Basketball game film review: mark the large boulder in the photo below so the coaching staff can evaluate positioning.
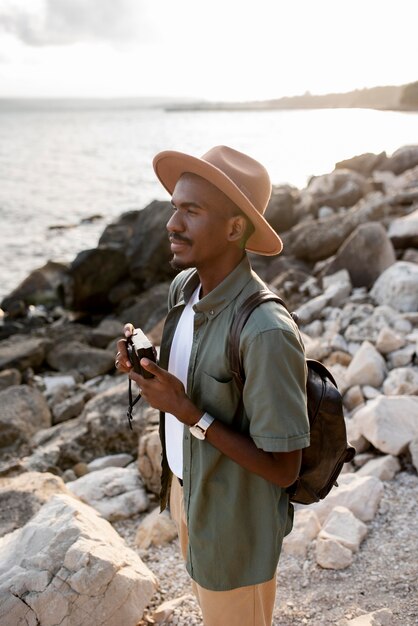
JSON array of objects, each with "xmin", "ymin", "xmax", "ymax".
[
  {"xmin": 370, "ymin": 261, "xmax": 418, "ymax": 313},
  {"xmin": 335, "ymin": 151, "xmax": 387, "ymax": 177},
  {"xmin": 352, "ymin": 395, "xmax": 418, "ymax": 455},
  {"xmin": 0, "ymin": 471, "xmax": 70, "ymax": 537},
  {"xmin": 98, "ymin": 210, "xmax": 141, "ymax": 249},
  {"xmin": 126, "ymin": 201, "xmax": 177, "ymax": 288},
  {"xmin": 318, "ymin": 506, "xmax": 367, "ymax": 552},
  {"xmin": 0, "ymin": 494, "xmax": 158, "ymax": 626},
  {"xmin": 0, "ymin": 335, "xmax": 50, "ymax": 372},
  {"xmin": 69, "ymin": 248, "xmax": 128, "ymax": 311},
  {"xmin": 324, "ymin": 223, "xmax": 396, "ymax": 288},
  {"xmin": 307, "ymin": 169, "xmax": 371, "ymax": 210},
  {"xmin": 46, "ymin": 341, "xmax": 115, "ymax": 380},
  {"xmin": 116, "ymin": 282, "xmax": 170, "ymax": 334},
  {"xmin": 67, "ymin": 467, "xmax": 149, "ymax": 521},
  {"xmin": 388, "ymin": 207, "xmax": 418, "ymax": 249},
  {"xmin": 0, "ymin": 385, "xmax": 51, "ymax": 452},
  {"xmin": 0, "ymin": 261, "xmax": 71, "ymax": 314},
  {"xmin": 264, "ymin": 185, "xmax": 298, "ymax": 233},
  {"xmin": 281, "ymin": 194, "xmax": 389, "ymax": 262},
  {"xmin": 377, "ymin": 145, "xmax": 418, "ymax": 175}
]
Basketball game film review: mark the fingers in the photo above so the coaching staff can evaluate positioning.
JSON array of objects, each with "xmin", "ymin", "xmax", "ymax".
[
  {"xmin": 115, "ymin": 338, "xmax": 132, "ymax": 372},
  {"xmin": 124, "ymin": 323, "xmax": 135, "ymax": 337},
  {"xmin": 140, "ymin": 358, "xmax": 162, "ymax": 377}
]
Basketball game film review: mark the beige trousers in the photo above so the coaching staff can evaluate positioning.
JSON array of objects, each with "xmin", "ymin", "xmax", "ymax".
[{"xmin": 169, "ymin": 477, "xmax": 277, "ymax": 626}]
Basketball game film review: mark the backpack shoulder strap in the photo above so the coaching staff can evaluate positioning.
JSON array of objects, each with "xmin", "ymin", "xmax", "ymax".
[{"xmin": 229, "ymin": 289, "xmax": 288, "ymax": 392}]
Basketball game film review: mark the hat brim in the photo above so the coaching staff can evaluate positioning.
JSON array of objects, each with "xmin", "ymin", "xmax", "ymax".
[{"xmin": 153, "ymin": 150, "xmax": 283, "ymax": 256}]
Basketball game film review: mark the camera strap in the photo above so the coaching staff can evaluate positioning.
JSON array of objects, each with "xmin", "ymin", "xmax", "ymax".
[{"xmin": 127, "ymin": 378, "xmax": 141, "ymax": 430}]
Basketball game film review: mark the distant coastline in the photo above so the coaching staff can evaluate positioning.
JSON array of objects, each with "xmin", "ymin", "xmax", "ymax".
[{"xmin": 165, "ymin": 81, "xmax": 418, "ymax": 113}]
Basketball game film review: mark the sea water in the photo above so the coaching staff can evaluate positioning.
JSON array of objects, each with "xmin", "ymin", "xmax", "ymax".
[{"xmin": 0, "ymin": 103, "xmax": 417, "ymax": 301}]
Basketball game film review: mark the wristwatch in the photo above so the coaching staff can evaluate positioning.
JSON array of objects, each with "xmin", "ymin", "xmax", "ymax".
[{"xmin": 189, "ymin": 413, "xmax": 215, "ymax": 440}]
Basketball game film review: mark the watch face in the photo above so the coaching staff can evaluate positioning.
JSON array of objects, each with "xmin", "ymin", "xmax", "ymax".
[{"xmin": 190, "ymin": 425, "xmax": 205, "ymax": 440}]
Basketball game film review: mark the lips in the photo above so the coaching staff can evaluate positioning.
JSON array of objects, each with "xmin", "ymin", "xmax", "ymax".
[{"xmin": 169, "ymin": 235, "xmax": 191, "ymax": 251}]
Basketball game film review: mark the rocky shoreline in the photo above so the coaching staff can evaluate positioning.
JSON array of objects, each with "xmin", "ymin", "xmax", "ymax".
[{"xmin": 0, "ymin": 145, "xmax": 418, "ymax": 625}]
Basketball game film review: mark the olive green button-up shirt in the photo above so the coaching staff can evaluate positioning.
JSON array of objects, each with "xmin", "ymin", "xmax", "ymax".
[{"xmin": 159, "ymin": 256, "xmax": 310, "ymax": 591}]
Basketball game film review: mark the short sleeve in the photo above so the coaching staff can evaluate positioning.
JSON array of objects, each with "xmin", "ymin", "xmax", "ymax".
[{"xmin": 242, "ymin": 327, "xmax": 310, "ymax": 452}]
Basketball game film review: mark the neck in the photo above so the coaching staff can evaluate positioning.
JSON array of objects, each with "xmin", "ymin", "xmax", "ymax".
[{"xmin": 197, "ymin": 251, "xmax": 246, "ymax": 297}]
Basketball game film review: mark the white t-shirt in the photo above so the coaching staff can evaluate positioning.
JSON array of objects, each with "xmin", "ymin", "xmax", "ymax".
[{"xmin": 165, "ymin": 285, "xmax": 200, "ymax": 479}]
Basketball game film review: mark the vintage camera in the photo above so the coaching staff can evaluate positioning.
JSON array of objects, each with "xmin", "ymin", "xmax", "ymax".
[{"xmin": 126, "ymin": 326, "xmax": 156, "ymax": 378}]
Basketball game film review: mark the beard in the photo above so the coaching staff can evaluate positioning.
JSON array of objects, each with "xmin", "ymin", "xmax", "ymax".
[{"xmin": 169, "ymin": 257, "xmax": 194, "ymax": 271}]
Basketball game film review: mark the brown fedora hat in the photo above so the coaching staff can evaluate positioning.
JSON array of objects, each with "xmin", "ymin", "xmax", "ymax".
[{"xmin": 152, "ymin": 145, "xmax": 283, "ymax": 256}]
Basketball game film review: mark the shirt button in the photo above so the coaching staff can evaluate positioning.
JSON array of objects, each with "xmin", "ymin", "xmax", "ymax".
[{"xmin": 210, "ymin": 309, "xmax": 215, "ymax": 315}]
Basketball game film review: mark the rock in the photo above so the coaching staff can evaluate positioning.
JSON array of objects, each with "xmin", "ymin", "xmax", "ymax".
[
  {"xmin": 0, "ymin": 368, "xmax": 21, "ymax": 390},
  {"xmin": 324, "ymin": 223, "xmax": 396, "ymax": 288},
  {"xmin": 388, "ymin": 207, "xmax": 418, "ymax": 249},
  {"xmin": 344, "ymin": 608, "xmax": 393, "ymax": 625},
  {"xmin": 0, "ymin": 385, "xmax": 51, "ymax": 452},
  {"xmin": 282, "ymin": 509, "xmax": 321, "ymax": 557},
  {"xmin": 370, "ymin": 261, "xmax": 418, "ymax": 313},
  {"xmin": 87, "ymin": 453, "xmax": 134, "ymax": 472},
  {"xmin": 116, "ymin": 282, "xmax": 170, "ymax": 334},
  {"xmin": 345, "ymin": 416, "xmax": 369, "ymax": 453},
  {"xmin": 46, "ymin": 341, "xmax": 115, "ymax": 380},
  {"xmin": 352, "ymin": 452, "xmax": 376, "ymax": 468},
  {"xmin": 98, "ymin": 209, "xmax": 141, "ymax": 248},
  {"xmin": 316, "ymin": 536, "xmax": 353, "ymax": 569},
  {"xmin": 138, "ymin": 424, "xmax": 162, "ymax": 495},
  {"xmin": 343, "ymin": 385, "xmax": 364, "ymax": 411},
  {"xmin": 353, "ymin": 395, "xmax": 418, "ymax": 455},
  {"xmin": 310, "ymin": 474, "xmax": 383, "ymax": 524},
  {"xmin": 281, "ymin": 193, "xmax": 390, "ymax": 262},
  {"xmin": 295, "ymin": 294, "xmax": 330, "ymax": 325},
  {"xmin": 356, "ymin": 455, "xmax": 401, "ymax": 480},
  {"xmin": 151, "ymin": 595, "xmax": 195, "ymax": 625},
  {"xmin": 0, "ymin": 335, "xmax": 49, "ymax": 372},
  {"xmin": 378, "ymin": 144, "xmax": 418, "ymax": 175},
  {"xmin": 382, "ymin": 367, "xmax": 418, "ymax": 395},
  {"xmin": 264, "ymin": 185, "xmax": 298, "ymax": 233},
  {"xmin": 375, "ymin": 326, "xmax": 406, "ymax": 354},
  {"xmin": 52, "ymin": 390, "xmax": 89, "ymax": 424},
  {"xmin": 322, "ymin": 269, "xmax": 352, "ymax": 306},
  {"xmin": 135, "ymin": 507, "xmax": 177, "ymax": 549},
  {"xmin": 126, "ymin": 201, "xmax": 177, "ymax": 288},
  {"xmin": 0, "ymin": 494, "xmax": 157, "ymax": 625},
  {"xmin": 409, "ymin": 437, "xmax": 418, "ymax": 472},
  {"xmin": 345, "ymin": 341, "xmax": 387, "ymax": 388},
  {"xmin": 335, "ymin": 151, "xmax": 387, "ymax": 176},
  {"xmin": 0, "ymin": 260, "xmax": 71, "ymax": 313},
  {"xmin": 343, "ymin": 304, "xmax": 402, "ymax": 344},
  {"xmin": 362, "ymin": 385, "xmax": 381, "ymax": 400},
  {"xmin": 69, "ymin": 247, "xmax": 128, "ymax": 312},
  {"xmin": 42, "ymin": 374, "xmax": 77, "ymax": 396},
  {"xmin": 319, "ymin": 505, "xmax": 368, "ymax": 551},
  {"xmin": 0, "ymin": 471, "xmax": 69, "ymax": 537},
  {"xmin": 90, "ymin": 318, "xmax": 124, "ymax": 348},
  {"xmin": 307, "ymin": 168, "xmax": 370, "ymax": 210},
  {"xmin": 67, "ymin": 467, "xmax": 149, "ymax": 520},
  {"xmin": 387, "ymin": 345, "xmax": 416, "ymax": 369},
  {"xmin": 403, "ymin": 247, "xmax": 418, "ymax": 263}
]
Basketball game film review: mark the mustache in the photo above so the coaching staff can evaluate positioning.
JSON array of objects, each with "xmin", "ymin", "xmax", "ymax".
[{"xmin": 168, "ymin": 234, "xmax": 192, "ymax": 245}]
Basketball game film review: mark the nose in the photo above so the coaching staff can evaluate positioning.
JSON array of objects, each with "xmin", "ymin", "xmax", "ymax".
[{"xmin": 166, "ymin": 208, "xmax": 184, "ymax": 233}]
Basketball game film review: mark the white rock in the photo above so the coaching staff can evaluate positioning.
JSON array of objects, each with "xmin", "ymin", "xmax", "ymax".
[
  {"xmin": 352, "ymin": 452, "xmax": 376, "ymax": 468},
  {"xmin": 330, "ymin": 333, "xmax": 349, "ymax": 353},
  {"xmin": 67, "ymin": 467, "xmax": 149, "ymax": 520},
  {"xmin": 353, "ymin": 395, "xmax": 418, "ymax": 455},
  {"xmin": 375, "ymin": 326, "xmax": 406, "ymax": 354},
  {"xmin": 302, "ymin": 319, "xmax": 324, "ymax": 338},
  {"xmin": 356, "ymin": 454, "xmax": 400, "ymax": 480},
  {"xmin": 409, "ymin": 437, "xmax": 418, "ymax": 472},
  {"xmin": 345, "ymin": 341, "xmax": 387, "ymax": 388},
  {"xmin": 345, "ymin": 608, "xmax": 393, "ymax": 625},
  {"xmin": 42, "ymin": 374, "xmax": 77, "ymax": 396},
  {"xmin": 322, "ymin": 269, "xmax": 351, "ymax": 291},
  {"xmin": 87, "ymin": 453, "xmax": 134, "ymax": 472},
  {"xmin": 362, "ymin": 385, "xmax": 381, "ymax": 400},
  {"xmin": 316, "ymin": 536, "xmax": 353, "ymax": 569},
  {"xmin": 0, "ymin": 494, "xmax": 157, "ymax": 626},
  {"xmin": 295, "ymin": 294, "xmax": 331, "ymax": 325},
  {"xmin": 370, "ymin": 261, "xmax": 418, "ymax": 313},
  {"xmin": 319, "ymin": 506, "xmax": 368, "ymax": 551},
  {"xmin": 388, "ymin": 206, "xmax": 418, "ymax": 246},
  {"xmin": 345, "ymin": 417, "xmax": 369, "ymax": 453},
  {"xmin": 310, "ymin": 474, "xmax": 383, "ymax": 524},
  {"xmin": 138, "ymin": 426, "xmax": 163, "ymax": 495},
  {"xmin": 387, "ymin": 345, "xmax": 416, "ymax": 369},
  {"xmin": 282, "ymin": 509, "xmax": 321, "ymax": 557},
  {"xmin": 382, "ymin": 367, "xmax": 418, "ymax": 395},
  {"xmin": 135, "ymin": 507, "xmax": 177, "ymax": 549}
]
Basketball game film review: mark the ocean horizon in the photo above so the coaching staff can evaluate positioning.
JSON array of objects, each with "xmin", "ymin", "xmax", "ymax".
[{"xmin": 0, "ymin": 103, "xmax": 417, "ymax": 302}]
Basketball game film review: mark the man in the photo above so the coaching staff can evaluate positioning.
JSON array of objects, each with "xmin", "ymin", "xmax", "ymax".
[{"xmin": 116, "ymin": 146, "xmax": 310, "ymax": 626}]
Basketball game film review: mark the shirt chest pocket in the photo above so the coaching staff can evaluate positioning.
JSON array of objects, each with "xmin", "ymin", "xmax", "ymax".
[{"xmin": 199, "ymin": 371, "xmax": 241, "ymax": 425}]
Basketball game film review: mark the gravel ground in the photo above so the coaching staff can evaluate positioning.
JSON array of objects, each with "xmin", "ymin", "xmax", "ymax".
[{"xmin": 112, "ymin": 469, "xmax": 418, "ymax": 625}]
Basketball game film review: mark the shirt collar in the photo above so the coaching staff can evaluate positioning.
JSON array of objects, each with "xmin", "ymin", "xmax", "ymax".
[{"xmin": 181, "ymin": 255, "xmax": 254, "ymax": 320}]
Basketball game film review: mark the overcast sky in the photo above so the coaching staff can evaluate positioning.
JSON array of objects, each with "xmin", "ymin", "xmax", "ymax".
[{"xmin": 0, "ymin": 0, "xmax": 417, "ymax": 100}]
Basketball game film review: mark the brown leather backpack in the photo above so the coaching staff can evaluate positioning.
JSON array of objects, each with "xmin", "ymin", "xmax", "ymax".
[{"xmin": 228, "ymin": 289, "xmax": 356, "ymax": 505}]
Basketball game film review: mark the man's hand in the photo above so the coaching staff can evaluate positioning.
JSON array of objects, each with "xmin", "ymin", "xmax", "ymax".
[
  {"xmin": 129, "ymin": 359, "xmax": 202, "ymax": 426},
  {"xmin": 115, "ymin": 323, "xmax": 135, "ymax": 373}
]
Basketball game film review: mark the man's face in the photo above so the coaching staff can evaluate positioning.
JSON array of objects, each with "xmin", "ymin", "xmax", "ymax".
[{"xmin": 167, "ymin": 173, "xmax": 239, "ymax": 272}]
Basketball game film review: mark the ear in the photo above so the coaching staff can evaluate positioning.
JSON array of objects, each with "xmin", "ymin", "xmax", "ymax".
[{"xmin": 227, "ymin": 215, "xmax": 246, "ymax": 243}]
